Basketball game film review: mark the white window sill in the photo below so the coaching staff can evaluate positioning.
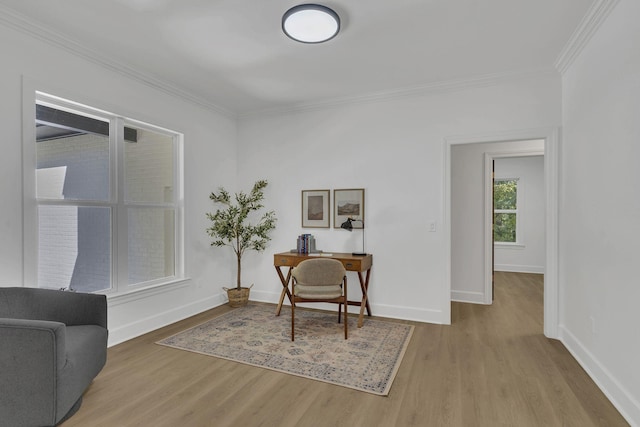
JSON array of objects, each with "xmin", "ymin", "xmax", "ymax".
[
  {"xmin": 106, "ymin": 277, "xmax": 192, "ymax": 307},
  {"xmin": 494, "ymin": 243, "xmax": 525, "ymax": 249}
]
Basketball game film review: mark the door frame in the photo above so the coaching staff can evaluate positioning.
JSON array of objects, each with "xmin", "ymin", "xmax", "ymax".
[
  {"xmin": 444, "ymin": 127, "xmax": 560, "ymax": 339},
  {"xmin": 483, "ymin": 150, "xmax": 544, "ymax": 304}
]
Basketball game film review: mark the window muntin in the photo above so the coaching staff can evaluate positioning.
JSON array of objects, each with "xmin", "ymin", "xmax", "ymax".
[
  {"xmin": 493, "ymin": 178, "xmax": 519, "ymax": 243},
  {"xmin": 33, "ymin": 92, "xmax": 183, "ymax": 294}
]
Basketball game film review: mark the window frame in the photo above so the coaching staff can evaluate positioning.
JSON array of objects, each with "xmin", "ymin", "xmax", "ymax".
[
  {"xmin": 493, "ymin": 177, "xmax": 522, "ymax": 246},
  {"xmin": 23, "ymin": 88, "xmax": 185, "ymax": 296}
]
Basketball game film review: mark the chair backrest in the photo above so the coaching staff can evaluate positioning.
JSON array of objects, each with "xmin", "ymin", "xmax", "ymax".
[{"xmin": 292, "ymin": 258, "xmax": 345, "ymax": 286}]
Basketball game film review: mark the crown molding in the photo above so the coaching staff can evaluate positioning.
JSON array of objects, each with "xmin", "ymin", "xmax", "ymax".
[
  {"xmin": 0, "ymin": 4, "xmax": 236, "ymax": 119},
  {"xmin": 239, "ymin": 67, "xmax": 559, "ymax": 119},
  {"xmin": 555, "ymin": 0, "xmax": 621, "ymax": 75},
  {"xmin": 1, "ymin": 2, "xmax": 594, "ymax": 121}
]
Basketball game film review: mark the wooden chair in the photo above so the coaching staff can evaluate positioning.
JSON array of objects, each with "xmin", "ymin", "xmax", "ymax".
[{"xmin": 290, "ymin": 258, "xmax": 347, "ymax": 341}]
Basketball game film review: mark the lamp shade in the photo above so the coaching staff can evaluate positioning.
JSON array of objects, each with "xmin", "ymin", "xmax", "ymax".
[
  {"xmin": 340, "ymin": 218, "xmax": 354, "ymax": 231},
  {"xmin": 339, "ymin": 217, "xmax": 366, "ymax": 256},
  {"xmin": 282, "ymin": 4, "xmax": 340, "ymax": 44}
]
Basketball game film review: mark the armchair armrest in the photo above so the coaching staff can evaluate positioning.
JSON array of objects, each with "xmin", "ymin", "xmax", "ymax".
[
  {"xmin": 0, "ymin": 317, "xmax": 67, "ymax": 370},
  {"xmin": 0, "ymin": 318, "xmax": 67, "ymax": 426}
]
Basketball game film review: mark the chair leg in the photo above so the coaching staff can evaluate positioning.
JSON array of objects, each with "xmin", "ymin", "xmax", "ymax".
[
  {"xmin": 344, "ymin": 278, "xmax": 348, "ymax": 339},
  {"xmin": 344, "ymin": 300, "xmax": 348, "ymax": 339},
  {"xmin": 291, "ymin": 300, "xmax": 295, "ymax": 341},
  {"xmin": 338, "ymin": 303, "xmax": 342, "ymax": 324}
]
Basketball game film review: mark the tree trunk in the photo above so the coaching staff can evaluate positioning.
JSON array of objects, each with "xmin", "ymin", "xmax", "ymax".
[{"xmin": 236, "ymin": 255, "xmax": 242, "ymax": 290}]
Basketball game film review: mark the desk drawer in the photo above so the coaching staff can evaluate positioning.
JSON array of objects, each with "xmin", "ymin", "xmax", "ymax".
[
  {"xmin": 274, "ymin": 253, "xmax": 371, "ymax": 272},
  {"xmin": 274, "ymin": 255, "xmax": 303, "ymax": 267},
  {"xmin": 341, "ymin": 260, "xmax": 362, "ymax": 271}
]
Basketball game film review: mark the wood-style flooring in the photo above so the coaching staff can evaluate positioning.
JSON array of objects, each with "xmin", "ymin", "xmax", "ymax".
[{"xmin": 62, "ymin": 272, "xmax": 628, "ymax": 426}]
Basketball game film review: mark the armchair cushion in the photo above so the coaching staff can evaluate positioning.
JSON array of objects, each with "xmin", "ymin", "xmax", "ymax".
[
  {"xmin": 294, "ymin": 284, "xmax": 343, "ymax": 299},
  {"xmin": 291, "ymin": 258, "xmax": 346, "ymax": 287}
]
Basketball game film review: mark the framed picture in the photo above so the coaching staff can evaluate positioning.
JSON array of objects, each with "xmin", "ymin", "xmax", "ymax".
[
  {"xmin": 301, "ymin": 190, "xmax": 330, "ymax": 228},
  {"xmin": 334, "ymin": 188, "xmax": 365, "ymax": 229}
]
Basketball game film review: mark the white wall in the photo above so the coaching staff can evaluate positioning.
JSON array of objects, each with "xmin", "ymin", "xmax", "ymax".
[
  {"xmin": 451, "ymin": 140, "xmax": 544, "ymax": 304},
  {"xmin": 0, "ymin": 21, "xmax": 238, "ymax": 345},
  {"xmin": 237, "ymin": 73, "xmax": 561, "ymax": 325},
  {"xmin": 3, "ymin": 6, "xmax": 636, "ymax": 424},
  {"xmin": 560, "ymin": 0, "xmax": 640, "ymax": 423},
  {"xmin": 494, "ymin": 156, "xmax": 545, "ymax": 273}
]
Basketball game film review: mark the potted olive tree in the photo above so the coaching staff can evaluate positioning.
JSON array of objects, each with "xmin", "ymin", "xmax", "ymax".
[{"xmin": 206, "ymin": 180, "xmax": 277, "ymax": 307}]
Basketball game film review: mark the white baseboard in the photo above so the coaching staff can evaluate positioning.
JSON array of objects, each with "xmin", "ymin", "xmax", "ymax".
[
  {"xmin": 370, "ymin": 302, "xmax": 447, "ymax": 324},
  {"xmin": 494, "ymin": 264, "xmax": 545, "ymax": 274},
  {"xmin": 560, "ymin": 325, "xmax": 640, "ymax": 426},
  {"xmin": 451, "ymin": 290, "xmax": 486, "ymax": 304},
  {"xmin": 107, "ymin": 294, "xmax": 225, "ymax": 346},
  {"xmin": 251, "ymin": 289, "xmax": 448, "ymax": 324},
  {"xmin": 249, "ymin": 289, "xmax": 282, "ymax": 305}
]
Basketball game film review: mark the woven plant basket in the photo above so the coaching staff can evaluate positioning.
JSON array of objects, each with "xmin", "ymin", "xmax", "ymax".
[{"xmin": 223, "ymin": 284, "xmax": 252, "ymax": 307}]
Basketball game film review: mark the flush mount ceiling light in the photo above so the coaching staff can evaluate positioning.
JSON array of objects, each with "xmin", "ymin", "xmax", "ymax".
[{"xmin": 282, "ymin": 4, "xmax": 340, "ymax": 44}]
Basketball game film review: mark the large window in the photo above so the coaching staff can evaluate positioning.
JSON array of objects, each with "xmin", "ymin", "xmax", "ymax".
[
  {"xmin": 493, "ymin": 178, "xmax": 519, "ymax": 244},
  {"xmin": 31, "ymin": 92, "xmax": 183, "ymax": 294}
]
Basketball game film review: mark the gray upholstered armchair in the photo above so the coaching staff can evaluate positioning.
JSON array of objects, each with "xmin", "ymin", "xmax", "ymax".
[{"xmin": 0, "ymin": 287, "xmax": 108, "ymax": 427}]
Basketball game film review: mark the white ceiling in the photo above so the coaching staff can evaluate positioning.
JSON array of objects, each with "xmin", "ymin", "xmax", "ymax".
[{"xmin": 0, "ymin": 0, "xmax": 593, "ymax": 116}]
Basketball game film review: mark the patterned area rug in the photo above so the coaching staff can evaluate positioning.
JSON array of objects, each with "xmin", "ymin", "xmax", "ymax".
[{"xmin": 156, "ymin": 303, "xmax": 414, "ymax": 396}]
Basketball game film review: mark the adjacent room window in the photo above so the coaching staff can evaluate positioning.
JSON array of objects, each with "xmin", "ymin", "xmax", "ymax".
[
  {"xmin": 493, "ymin": 178, "xmax": 519, "ymax": 243},
  {"xmin": 32, "ymin": 92, "xmax": 183, "ymax": 294}
]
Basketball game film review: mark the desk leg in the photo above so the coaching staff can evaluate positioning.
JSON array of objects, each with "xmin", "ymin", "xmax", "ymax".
[
  {"xmin": 357, "ymin": 268, "xmax": 372, "ymax": 328},
  {"xmin": 275, "ymin": 266, "xmax": 292, "ymax": 316}
]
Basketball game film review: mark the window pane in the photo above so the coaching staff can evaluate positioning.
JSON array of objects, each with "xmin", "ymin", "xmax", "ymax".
[
  {"xmin": 128, "ymin": 208, "xmax": 175, "ymax": 285},
  {"xmin": 36, "ymin": 107, "xmax": 110, "ymax": 201},
  {"xmin": 494, "ymin": 213, "xmax": 516, "ymax": 243},
  {"xmin": 38, "ymin": 205, "xmax": 111, "ymax": 292},
  {"xmin": 125, "ymin": 128, "xmax": 174, "ymax": 204},
  {"xmin": 494, "ymin": 179, "xmax": 517, "ymax": 210}
]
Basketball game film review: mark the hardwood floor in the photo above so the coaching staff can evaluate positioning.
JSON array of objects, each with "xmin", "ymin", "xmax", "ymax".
[{"xmin": 62, "ymin": 272, "xmax": 628, "ymax": 426}]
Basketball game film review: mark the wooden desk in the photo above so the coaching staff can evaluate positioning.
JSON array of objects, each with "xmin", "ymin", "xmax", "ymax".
[{"xmin": 274, "ymin": 251, "xmax": 373, "ymax": 328}]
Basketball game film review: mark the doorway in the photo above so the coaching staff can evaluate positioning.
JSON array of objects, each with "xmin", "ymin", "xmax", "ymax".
[
  {"xmin": 445, "ymin": 128, "xmax": 559, "ymax": 339},
  {"xmin": 485, "ymin": 152, "xmax": 545, "ymax": 303}
]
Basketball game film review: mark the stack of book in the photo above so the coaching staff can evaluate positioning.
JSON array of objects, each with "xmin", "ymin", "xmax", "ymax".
[{"xmin": 296, "ymin": 234, "xmax": 317, "ymax": 254}]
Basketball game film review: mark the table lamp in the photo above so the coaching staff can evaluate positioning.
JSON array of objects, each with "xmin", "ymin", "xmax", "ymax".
[{"xmin": 340, "ymin": 217, "xmax": 366, "ymax": 256}]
